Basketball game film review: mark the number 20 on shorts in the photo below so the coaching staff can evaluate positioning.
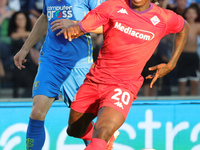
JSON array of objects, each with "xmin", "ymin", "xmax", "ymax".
[{"xmin": 111, "ymin": 88, "xmax": 131, "ymax": 105}]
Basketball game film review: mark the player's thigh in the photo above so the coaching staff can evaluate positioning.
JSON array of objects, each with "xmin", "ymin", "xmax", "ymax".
[
  {"xmin": 94, "ymin": 106, "xmax": 125, "ymax": 141},
  {"xmin": 31, "ymin": 95, "xmax": 55, "ymax": 120},
  {"xmin": 70, "ymin": 80, "xmax": 100, "ymax": 117},
  {"xmin": 100, "ymin": 85, "xmax": 136, "ymax": 119},
  {"xmin": 68, "ymin": 80, "xmax": 98, "ymax": 131},
  {"xmin": 93, "ymin": 86, "xmax": 135, "ymax": 140},
  {"xmin": 67, "ymin": 109, "xmax": 95, "ymax": 134}
]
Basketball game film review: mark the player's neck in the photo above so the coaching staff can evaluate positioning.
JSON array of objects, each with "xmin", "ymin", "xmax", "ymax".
[{"xmin": 131, "ymin": 1, "xmax": 151, "ymax": 12}]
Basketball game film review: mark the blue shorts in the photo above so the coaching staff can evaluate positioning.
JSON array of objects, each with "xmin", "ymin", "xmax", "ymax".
[
  {"xmin": 32, "ymin": 53, "xmax": 91, "ymax": 106},
  {"xmin": 60, "ymin": 67, "xmax": 90, "ymax": 107}
]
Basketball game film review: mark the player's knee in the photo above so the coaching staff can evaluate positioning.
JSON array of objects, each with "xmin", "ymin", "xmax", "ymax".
[
  {"xmin": 66, "ymin": 125, "xmax": 85, "ymax": 138},
  {"xmin": 30, "ymin": 109, "xmax": 46, "ymax": 120},
  {"xmin": 94, "ymin": 126, "xmax": 114, "ymax": 142},
  {"xmin": 66, "ymin": 127, "xmax": 75, "ymax": 137}
]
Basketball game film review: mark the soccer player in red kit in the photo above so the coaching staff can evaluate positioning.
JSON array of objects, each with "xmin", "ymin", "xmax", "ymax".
[{"xmin": 64, "ymin": 0, "xmax": 189, "ymax": 149}]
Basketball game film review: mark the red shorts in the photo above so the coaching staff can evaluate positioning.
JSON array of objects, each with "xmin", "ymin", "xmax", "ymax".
[{"xmin": 71, "ymin": 79, "xmax": 136, "ymax": 119}]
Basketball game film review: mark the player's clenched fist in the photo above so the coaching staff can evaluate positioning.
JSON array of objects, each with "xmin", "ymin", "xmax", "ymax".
[
  {"xmin": 64, "ymin": 24, "xmax": 84, "ymax": 41},
  {"xmin": 13, "ymin": 49, "xmax": 28, "ymax": 70}
]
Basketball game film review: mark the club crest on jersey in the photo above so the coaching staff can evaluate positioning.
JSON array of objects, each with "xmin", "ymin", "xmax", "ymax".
[
  {"xmin": 114, "ymin": 22, "xmax": 155, "ymax": 41},
  {"xmin": 150, "ymin": 15, "xmax": 160, "ymax": 26},
  {"xmin": 33, "ymin": 81, "xmax": 40, "ymax": 90},
  {"xmin": 117, "ymin": 8, "xmax": 128, "ymax": 14}
]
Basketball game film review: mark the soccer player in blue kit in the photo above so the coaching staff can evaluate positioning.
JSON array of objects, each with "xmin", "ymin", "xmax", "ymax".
[{"xmin": 12, "ymin": 0, "xmax": 120, "ymax": 149}]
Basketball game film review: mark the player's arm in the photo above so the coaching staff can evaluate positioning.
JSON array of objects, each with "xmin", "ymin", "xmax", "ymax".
[
  {"xmin": 63, "ymin": 1, "xmax": 112, "ymax": 41},
  {"xmin": 169, "ymin": 21, "xmax": 189, "ymax": 65},
  {"xmin": 63, "ymin": 22, "xmax": 104, "ymax": 41},
  {"xmin": 51, "ymin": 19, "xmax": 103, "ymax": 36},
  {"xmin": 13, "ymin": 13, "xmax": 48, "ymax": 70},
  {"xmin": 146, "ymin": 20, "xmax": 189, "ymax": 88},
  {"xmin": 51, "ymin": 0, "xmax": 105, "ymax": 36}
]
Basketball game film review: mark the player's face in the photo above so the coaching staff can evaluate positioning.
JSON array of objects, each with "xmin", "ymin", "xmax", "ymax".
[
  {"xmin": 130, "ymin": 0, "xmax": 150, "ymax": 9},
  {"xmin": 185, "ymin": 8, "xmax": 198, "ymax": 22}
]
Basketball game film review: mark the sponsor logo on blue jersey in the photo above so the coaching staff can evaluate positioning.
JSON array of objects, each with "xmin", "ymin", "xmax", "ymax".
[{"xmin": 47, "ymin": 6, "xmax": 72, "ymax": 21}]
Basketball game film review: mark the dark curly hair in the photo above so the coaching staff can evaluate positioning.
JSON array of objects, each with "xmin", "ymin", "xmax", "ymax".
[{"xmin": 8, "ymin": 11, "xmax": 31, "ymax": 36}]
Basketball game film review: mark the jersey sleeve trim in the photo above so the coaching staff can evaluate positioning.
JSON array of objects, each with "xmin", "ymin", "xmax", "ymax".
[{"xmin": 78, "ymin": 22, "xmax": 88, "ymax": 33}]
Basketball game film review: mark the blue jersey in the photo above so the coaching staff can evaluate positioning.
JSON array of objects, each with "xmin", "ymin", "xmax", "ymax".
[{"xmin": 42, "ymin": 0, "xmax": 104, "ymax": 68}]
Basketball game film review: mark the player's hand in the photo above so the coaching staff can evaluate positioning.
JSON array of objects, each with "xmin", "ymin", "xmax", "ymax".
[
  {"xmin": 146, "ymin": 63, "xmax": 174, "ymax": 88},
  {"xmin": 64, "ymin": 24, "xmax": 83, "ymax": 41},
  {"xmin": 51, "ymin": 19, "xmax": 76, "ymax": 36},
  {"xmin": 13, "ymin": 49, "xmax": 28, "ymax": 70}
]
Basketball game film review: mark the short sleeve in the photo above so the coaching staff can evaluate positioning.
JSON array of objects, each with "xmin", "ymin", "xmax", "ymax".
[
  {"xmin": 88, "ymin": 0, "xmax": 105, "ymax": 10},
  {"xmin": 79, "ymin": 1, "xmax": 112, "ymax": 33},
  {"xmin": 43, "ymin": 0, "xmax": 47, "ymax": 15},
  {"xmin": 165, "ymin": 10, "xmax": 185, "ymax": 35}
]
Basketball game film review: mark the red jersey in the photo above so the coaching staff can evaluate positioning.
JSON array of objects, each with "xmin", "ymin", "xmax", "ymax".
[{"xmin": 79, "ymin": 0, "xmax": 185, "ymax": 95}]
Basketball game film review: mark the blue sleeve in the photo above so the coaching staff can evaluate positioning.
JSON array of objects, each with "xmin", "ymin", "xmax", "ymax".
[
  {"xmin": 43, "ymin": 0, "xmax": 47, "ymax": 15},
  {"xmin": 28, "ymin": 0, "xmax": 34, "ymax": 10},
  {"xmin": 88, "ymin": 0, "xmax": 105, "ymax": 10}
]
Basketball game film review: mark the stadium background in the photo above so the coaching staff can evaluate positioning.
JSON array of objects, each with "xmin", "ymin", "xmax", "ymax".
[{"xmin": 1, "ymin": 0, "xmax": 200, "ymax": 150}]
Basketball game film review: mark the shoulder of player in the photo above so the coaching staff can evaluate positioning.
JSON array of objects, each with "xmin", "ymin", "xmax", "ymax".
[
  {"xmin": 150, "ymin": 4, "xmax": 170, "ymax": 20},
  {"xmin": 150, "ymin": 3, "xmax": 167, "ymax": 15},
  {"xmin": 152, "ymin": 4, "xmax": 169, "ymax": 14},
  {"xmin": 160, "ymin": 7, "xmax": 179, "ymax": 17},
  {"xmin": 154, "ymin": 6, "xmax": 182, "ymax": 22}
]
